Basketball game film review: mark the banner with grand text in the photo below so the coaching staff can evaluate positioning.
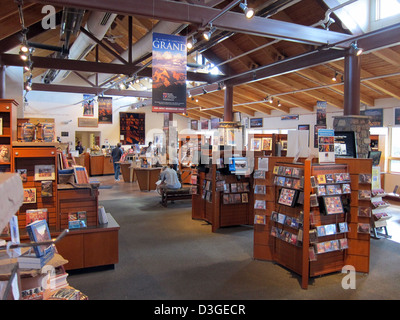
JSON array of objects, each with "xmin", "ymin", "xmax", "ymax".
[{"xmin": 152, "ymin": 32, "xmax": 187, "ymax": 113}]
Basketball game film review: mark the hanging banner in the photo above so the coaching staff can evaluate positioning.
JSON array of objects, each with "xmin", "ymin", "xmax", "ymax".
[
  {"xmin": 152, "ymin": 32, "xmax": 187, "ymax": 113},
  {"xmin": 98, "ymin": 96, "xmax": 113, "ymax": 124},
  {"xmin": 316, "ymin": 101, "xmax": 327, "ymax": 126}
]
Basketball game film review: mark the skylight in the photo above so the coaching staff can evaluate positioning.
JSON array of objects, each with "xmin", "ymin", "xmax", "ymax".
[{"xmin": 376, "ymin": 0, "xmax": 400, "ymax": 20}]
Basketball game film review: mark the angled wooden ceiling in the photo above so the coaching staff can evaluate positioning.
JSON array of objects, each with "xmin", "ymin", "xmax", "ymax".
[{"xmin": 1, "ymin": 0, "xmax": 400, "ymax": 121}]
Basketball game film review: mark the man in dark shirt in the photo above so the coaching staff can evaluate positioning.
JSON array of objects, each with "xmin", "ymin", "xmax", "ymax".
[
  {"xmin": 76, "ymin": 141, "xmax": 84, "ymax": 154},
  {"xmin": 111, "ymin": 143, "xmax": 123, "ymax": 181}
]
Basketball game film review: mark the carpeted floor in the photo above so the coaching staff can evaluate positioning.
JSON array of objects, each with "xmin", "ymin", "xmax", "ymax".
[{"xmin": 67, "ymin": 177, "xmax": 400, "ymax": 300}]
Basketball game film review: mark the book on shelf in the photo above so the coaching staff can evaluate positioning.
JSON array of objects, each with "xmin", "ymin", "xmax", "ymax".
[
  {"xmin": 254, "ymin": 214, "xmax": 266, "ymax": 225},
  {"xmin": 26, "ymin": 208, "xmax": 48, "ymax": 225},
  {"xmin": 26, "ymin": 219, "xmax": 54, "ymax": 258},
  {"xmin": 73, "ymin": 165, "xmax": 89, "ymax": 184},
  {"xmin": 17, "ymin": 249, "xmax": 54, "ymax": 269},
  {"xmin": 68, "ymin": 211, "xmax": 87, "ymax": 229}
]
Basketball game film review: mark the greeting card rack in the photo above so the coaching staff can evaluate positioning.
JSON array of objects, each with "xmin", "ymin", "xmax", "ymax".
[{"xmin": 253, "ymin": 156, "xmax": 372, "ymax": 289}]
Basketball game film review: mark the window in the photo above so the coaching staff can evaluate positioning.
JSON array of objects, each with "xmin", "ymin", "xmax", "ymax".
[
  {"xmin": 389, "ymin": 127, "xmax": 400, "ymax": 173},
  {"xmin": 376, "ymin": 0, "xmax": 400, "ymax": 20}
]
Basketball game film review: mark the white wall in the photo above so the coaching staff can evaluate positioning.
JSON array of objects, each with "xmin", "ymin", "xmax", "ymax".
[{"xmin": 23, "ymin": 90, "xmax": 189, "ymax": 149}]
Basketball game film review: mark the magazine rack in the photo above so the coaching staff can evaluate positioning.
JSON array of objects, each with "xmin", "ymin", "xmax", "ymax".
[{"xmin": 253, "ymin": 156, "xmax": 372, "ymax": 289}]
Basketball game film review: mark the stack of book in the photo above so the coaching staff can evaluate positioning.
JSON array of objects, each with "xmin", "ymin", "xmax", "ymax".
[{"xmin": 17, "ymin": 220, "xmax": 55, "ymax": 269}]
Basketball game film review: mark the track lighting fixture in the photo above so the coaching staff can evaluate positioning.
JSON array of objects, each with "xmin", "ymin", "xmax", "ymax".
[
  {"xmin": 187, "ymin": 35, "xmax": 197, "ymax": 50},
  {"xmin": 269, "ymin": 96, "xmax": 273, "ymax": 103},
  {"xmin": 202, "ymin": 88, "xmax": 208, "ymax": 95},
  {"xmin": 239, "ymin": 0, "xmax": 255, "ymax": 19},
  {"xmin": 203, "ymin": 24, "xmax": 216, "ymax": 41},
  {"xmin": 278, "ymin": 100, "xmax": 281, "ymax": 107},
  {"xmin": 25, "ymin": 74, "xmax": 32, "ymax": 91},
  {"xmin": 332, "ymin": 71, "xmax": 337, "ymax": 82},
  {"xmin": 24, "ymin": 60, "xmax": 33, "ymax": 72},
  {"xmin": 351, "ymin": 42, "xmax": 363, "ymax": 56}
]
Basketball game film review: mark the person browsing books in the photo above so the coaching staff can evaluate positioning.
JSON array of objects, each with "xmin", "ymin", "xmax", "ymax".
[{"xmin": 111, "ymin": 143, "xmax": 123, "ymax": 181}]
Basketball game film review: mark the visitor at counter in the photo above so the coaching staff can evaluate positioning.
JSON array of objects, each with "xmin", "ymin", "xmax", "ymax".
[
  {"xmin": 157, "ymin": 165, "xmax": 181, "ymax": 193},
  {"xmin": 76, "ymin": 141, "xmax": 84, "ymax": 154},
  {"xmin": 111, "ymin": 143, "xmax": 123, "ymax": 182}
]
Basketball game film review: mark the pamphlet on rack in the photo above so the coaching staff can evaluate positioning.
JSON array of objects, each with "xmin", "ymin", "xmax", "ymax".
[{"xmin": 318, "ymin": 129, "xmax": 335, "ymax": 163}]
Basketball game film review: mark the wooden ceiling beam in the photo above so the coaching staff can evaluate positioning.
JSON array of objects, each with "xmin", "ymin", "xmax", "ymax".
[
  {"xmin": 330, "ymin": 60, "xmax": 400, "ymax": 101},
  {"xmin": 296, "ymin": 68, "xmax": 374, "ymax": 106},
  {"xmin": 271, "ymin": 76, "xmax": 343, "ymax": 109},
  {"xmin": 30, "ymin": 0, "xmax": 352, "ymax": 46},
  {"xmin": 247, "ymin": 81, "xmax": 314, "ymax": 111}
]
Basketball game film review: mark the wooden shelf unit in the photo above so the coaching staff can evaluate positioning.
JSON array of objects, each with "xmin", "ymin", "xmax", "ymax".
[
  {"xmin": 253, "ymin": 156, "xmax": 372, "ymax": 289},
  {"xmin": 12, "ymin": 144, "xmax": 58, "ymax": 230},
  {"xmin": 0, "ymin": 99, "xmax": 18, "ymax": 173},
  {"xmin": 191, "ymin": 162, "xmax": 253, "ymax": 232}
]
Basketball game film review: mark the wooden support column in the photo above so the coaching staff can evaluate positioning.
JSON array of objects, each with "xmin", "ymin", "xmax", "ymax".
[
  {"xmin": 343, "ymin": 46, "xmax": 361, "ymax": 115},
  {"xmin": 224, "ymin": 85, "xmax": 234, "ymax": 122},
  {"xmin": 0, "ymin": 64, "xmax": 5, "ymax": 99}
]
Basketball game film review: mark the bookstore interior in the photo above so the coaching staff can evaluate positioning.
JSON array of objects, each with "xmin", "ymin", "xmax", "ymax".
[{"xmin": 1, "ymin": 0, "xmax": 400, "ymax": 301}]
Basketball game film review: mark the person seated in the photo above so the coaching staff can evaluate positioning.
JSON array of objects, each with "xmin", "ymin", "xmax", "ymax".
[{"xmin": 157, "ymin": 165, "xmax": 181, "ymax": 193}]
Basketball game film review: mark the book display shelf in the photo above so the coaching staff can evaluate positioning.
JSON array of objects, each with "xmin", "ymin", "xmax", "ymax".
[
  {"xmin": 13, "ymin": 143, "xmax": 59, "ymax": 230},
  {"xmin": 0, "ymin": 99, "xmax": 18, "ymax": 173},
  {"xmin": 191, "ymin": 160, "xmax": 253, "ymax": 232},
  {"xmin": 253, "ymin": 156, "xmax": 372, "ymax": 289}
]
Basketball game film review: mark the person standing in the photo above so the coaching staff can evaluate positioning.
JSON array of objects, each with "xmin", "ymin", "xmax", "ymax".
[
  {"xmin": 76, "ymin": 141, "xmax": 84, "ymax": 154},
  {"xmin": 112, "ymin": 143, "xmax": 123, "ymax": 181}
]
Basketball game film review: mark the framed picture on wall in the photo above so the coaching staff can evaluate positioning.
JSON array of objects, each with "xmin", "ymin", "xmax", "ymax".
[
  {"xmin": 251, "ymin": 138, "xmax": 261, "ymax": 151},
  {"xmin": 395, "ymin": 108, "xmax": 400, "ymax": 126},
  {"xmin": 250, "ymin": 118, "xmax": 263, "ymax": 128}
]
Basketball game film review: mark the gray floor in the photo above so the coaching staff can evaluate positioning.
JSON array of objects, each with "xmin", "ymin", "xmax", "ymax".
[{"xmin": 67, "ymin": 176, "xmax": 400, "ymax": 300}]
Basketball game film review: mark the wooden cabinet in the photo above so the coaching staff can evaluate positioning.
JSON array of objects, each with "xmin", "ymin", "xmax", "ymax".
[
  {"xmin": 0, "ymin": 99, "xmax": 18, "ymax": 173},
  {"xmin": 55, "ymin": 213, "xmax": 119, "ymax": 270},
  {"xmin": 13, "ymin": 143, "xmax": 58, "ymax": 230}
]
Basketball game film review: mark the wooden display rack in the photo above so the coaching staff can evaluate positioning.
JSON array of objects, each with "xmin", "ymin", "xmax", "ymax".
[
  {"xmin": 253, "ymin": 156, "xmax": 372, "ymax": 289},
  {"xmin": 192, "ymin": 159, "xmax": 253, "ymax": 233}
]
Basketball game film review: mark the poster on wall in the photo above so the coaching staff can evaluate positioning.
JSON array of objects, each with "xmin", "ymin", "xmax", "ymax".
[
  {"xmin": 318, "ymin": 129, "xmax": 335, "ymax": 163},
  {"xmin": 98, "ymin": 96, "xmax": 113, "ymax": 124},
  {"xmin": 83, "ymin": 94, "xmax": 95, "ymax": 116},
  {"xmin": 316, "ymin": 101, "xmax": 327, "ymax": 126},
  {"xmin": 361, "ymin": 108, "xmax": 383, "ymax": 127},
  {"xmin": 119, "ymin": 112, "xmax": 145, "ymax": 145},
  {"xmin": 152, "ymin": 32, "xmax": 187, "ymax": 113}
]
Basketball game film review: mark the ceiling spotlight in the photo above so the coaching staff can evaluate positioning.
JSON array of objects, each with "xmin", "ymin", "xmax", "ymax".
[
  {"xmin": 239, "ymin": 1, "xmax": 255, "ymax": 19},
  {"xmin": 269, "ymin": 96, "xmax": 273, "ymax": 103},
  {"xmin": 202, "ymin": 88, "xmax": 208, "ymax": 95},
  {"xmin": 187, "ymin": 36, "xmax": 197, "ymax": 50},
  {"xmin": 351, "ymin": 42, "xmax": 363, "ymax": 56},
  {"xmin": 19, "ymin": 50, "xmax": 28, "ymax": 61},
  {"xmin": 332, "ymin": 71, "xmax": 337, "ymax": 82},
  {"xmin": 25, "ymin": 75, "xmax": 32, "ymax": 91},
  {"xmin": 278, "ymin": 100, "xmax": 281, "ymax": 107},
  {"xmin": 20, "ymin": 43, "xmax": 29, "ymax": 53},
  {"xmin": 24, "ymin": 60, "xmax": 33, "ymax": 72},
  {"xmin": 203, "ymin": 24, "xmax": 216, "ymax": 41}
]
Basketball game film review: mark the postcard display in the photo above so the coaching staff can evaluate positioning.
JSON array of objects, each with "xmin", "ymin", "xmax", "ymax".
[
  {"xmin": 0, "ymin": 99, "xmax": 18, "ymax": 173},
  {"xmin": 191, "ymin": 162, "xmax": 253, "ymax": 232},
  {"xmin": 12, "ymin": 144, "xmax": 59, "ymax": 231},
  {"xmin": 253, "ymin": 156, "xmax": 372, "ymax": 289}
]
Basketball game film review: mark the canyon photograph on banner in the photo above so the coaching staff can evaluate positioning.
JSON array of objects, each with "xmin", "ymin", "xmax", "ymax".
[{"xmin": 152, "ymin": 32, "xmax": 187, "ymax": 113}]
